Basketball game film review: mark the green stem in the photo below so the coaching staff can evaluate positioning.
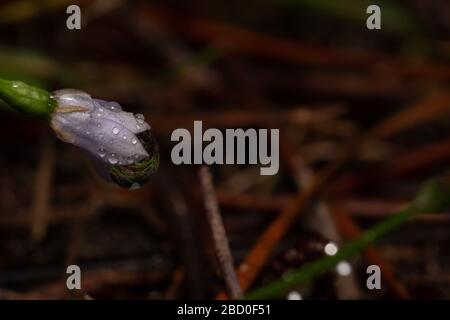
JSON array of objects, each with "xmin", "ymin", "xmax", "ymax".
[
  {"xmin": 244, "ymin": 178, "xmax": 450, "ymax": 299},
  {"xmin": 0, "ymin": 78, "xmax": 55, "ymax": 119}
]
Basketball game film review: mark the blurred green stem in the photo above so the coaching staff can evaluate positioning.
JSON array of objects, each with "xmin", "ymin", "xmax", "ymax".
[
  {"xmin": 244, "ymin": 178, "xmax": 450, "ymax": 299},
  {"xmin": 0, "ymin": 78, "xmax": 55, "ymax": 119}
]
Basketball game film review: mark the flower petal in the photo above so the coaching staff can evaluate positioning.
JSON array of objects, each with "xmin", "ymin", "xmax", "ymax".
[
  {"xmin": 51, "ymin": 90, "xmax": 151, "ymax": 166},
  {"xmin": 92, "ymin": 99, "xmax": 150, "ymax": 134}
]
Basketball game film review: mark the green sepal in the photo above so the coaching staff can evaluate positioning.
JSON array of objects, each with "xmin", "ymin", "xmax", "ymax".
[
  {"xmin": 0, "ymin": 78, "xmax": 56, "ymax": 119},
  {"xmin": 107, "ymin": 130, "xmax": 160, "ymax": 189}
]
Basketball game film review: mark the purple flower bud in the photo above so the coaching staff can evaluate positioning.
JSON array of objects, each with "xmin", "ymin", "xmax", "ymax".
[{"xmin": 50, "ymin": 89, "xmax": 159, "ymax": 189}]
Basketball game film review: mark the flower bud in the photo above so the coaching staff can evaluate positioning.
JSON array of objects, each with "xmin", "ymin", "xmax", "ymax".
[{"xmin": 50, "ymin": 89, "xmax": 159, "ymax": 189}]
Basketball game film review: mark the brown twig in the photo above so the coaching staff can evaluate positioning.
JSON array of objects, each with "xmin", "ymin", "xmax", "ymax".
[
  {"xmin": 199, "ymin": 166, "xmax": 242, "ymax": 299},
  {"xmin": 338, "ymin": 198, "xmax": 409, "ymax": 218},
  {"xmin": 161, "ymin": 175, "xmax": 206, "ymax": 299},
  {"xmin": 148, "ymin": 106, "xmax": 344, "ymax": 134},
  {"xmin": 338, "ymin": 198, "xmax": 450, "ymax": 223},
  {"xmin": 10, "ymin": 259, "xmax": 171, "ymax": 300},
  {"xmin": 328, "ymin": 136, "xmax": 450, "ymax": 196},
  {"xmin": 164, "ymin": 267, "xmax": 185, "ymax": 300},
  {"xmin": 30, "ymin": 134, "xmax": 54, "ymax": 242},
  {"xmin": 216, "ymin": 190, "xmax": 290, "ymax": 213}
]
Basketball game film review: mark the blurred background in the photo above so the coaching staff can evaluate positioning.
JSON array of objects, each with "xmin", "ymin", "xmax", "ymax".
[{"xmin": 0, "ymin": 0, "xmax": 450, "ymax": 299}]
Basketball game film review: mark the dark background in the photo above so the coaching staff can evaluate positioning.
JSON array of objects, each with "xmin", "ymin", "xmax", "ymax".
[{"xmin": 0, "ymin": 0, "xmax": 450, "ymax": 299}]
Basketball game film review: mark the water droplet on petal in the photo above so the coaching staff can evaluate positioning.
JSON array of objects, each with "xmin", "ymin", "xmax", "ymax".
[
  {"xmin": 135, "ymin": 113, "xmax": 145, "ymax": 124},
  {"xmin": 123, "ymin": 135, "xmax": 127, "ymax": 140},
  {"xmin": 112, "ymin": 127, "xmax": 120, "ymax": 135},
  {"xmin": 108, "ymin": 154, "xmax": 118, "ymax": 164},
  {"xmin": 98, "ymin": 148, "xmax": 106, "ymax": 158},
  {"xmin": 105, "ymin": 101, "xmax": 122, "ymax": 112},
  {"xmin": 97, "ymin": 123, "xmax": 101, "ymax": 128},
  {"xmin": 131, "ymin": 138, "xmax": 138, "ymax": 145}
]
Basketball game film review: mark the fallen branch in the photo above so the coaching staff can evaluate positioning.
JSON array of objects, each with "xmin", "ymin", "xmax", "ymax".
[{"xmin": 199, "ymin": 166, "xmax": 242, "ymax": 299}]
